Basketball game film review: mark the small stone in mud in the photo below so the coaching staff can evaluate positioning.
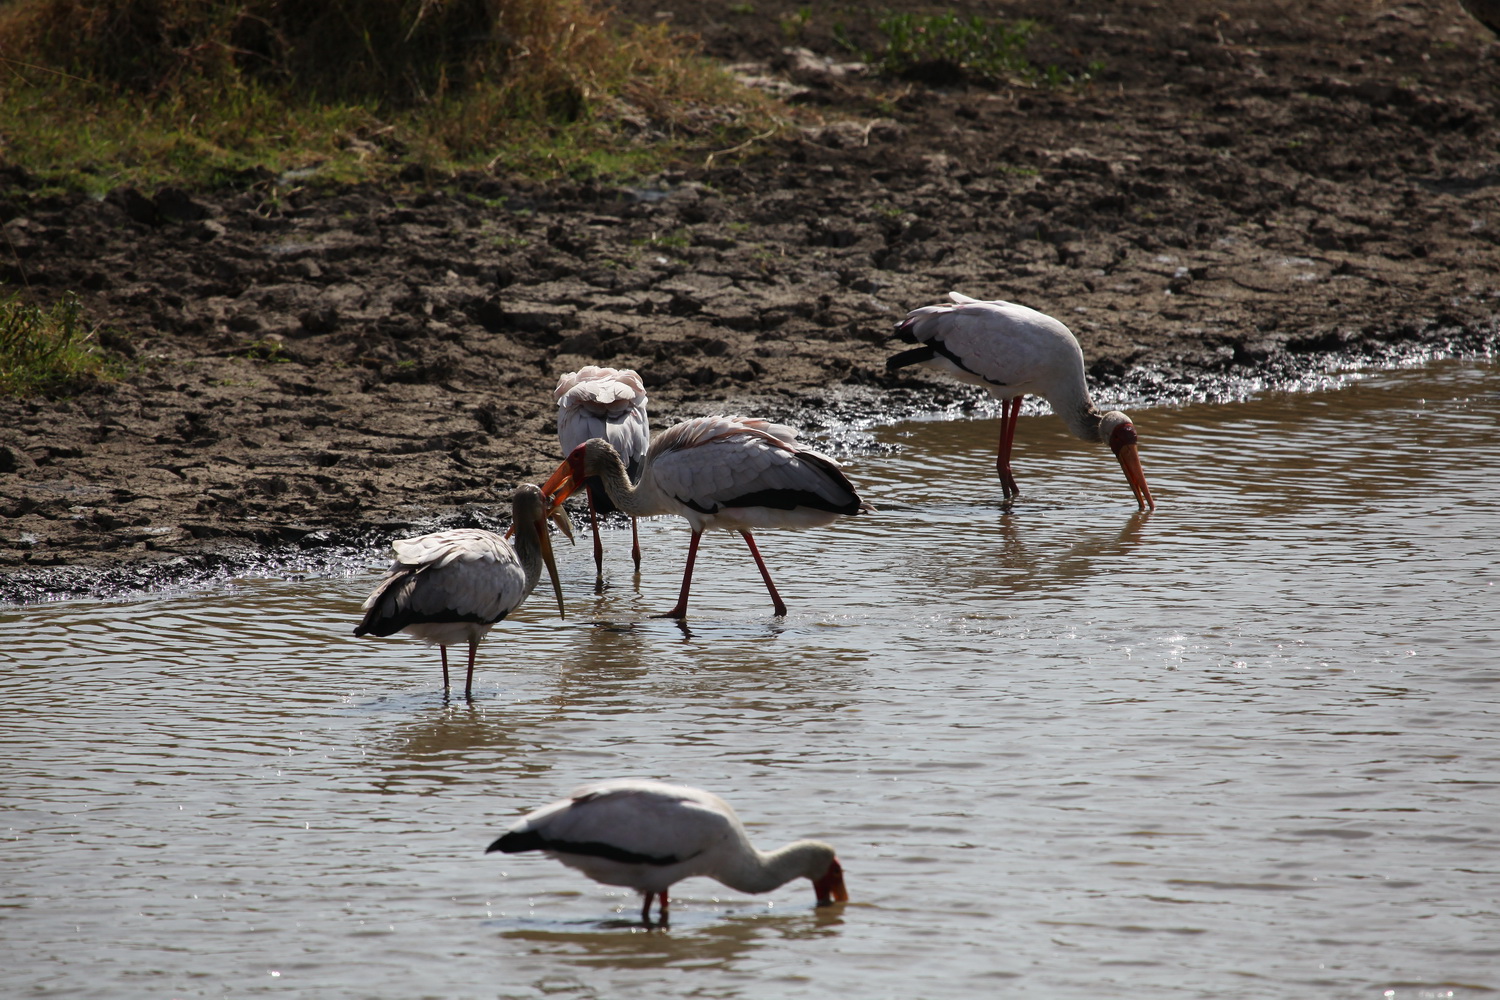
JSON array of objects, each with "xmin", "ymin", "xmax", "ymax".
[
  {"xmin": 0, "ymin": 445, "xmax": 37, "ymax": 474},
  {"xmin": 300, "ymin": 306, "xmax": 340, "ymax": 334}
]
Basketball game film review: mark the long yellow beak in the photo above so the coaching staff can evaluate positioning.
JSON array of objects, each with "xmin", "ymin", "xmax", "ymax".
[
  {"xmin": 503, "ymin": 497, "xmax": 571, "ymax": 616},
  {"xmin": 541, "ymin": 459, "xmax": 582, "ymax": 507},
  {"xmin": 533, "ymin": 513, "xmax": 566, "ymax": 619},
  {"xmin": 1115, "ymin": 442, "xmax": 1154, "ymax": 511}
]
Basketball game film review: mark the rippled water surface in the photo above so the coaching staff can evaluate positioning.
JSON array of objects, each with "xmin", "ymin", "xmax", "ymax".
[{"xmin": 4, "ymin": 359, "xmax": 1497, "ymax": 1000}]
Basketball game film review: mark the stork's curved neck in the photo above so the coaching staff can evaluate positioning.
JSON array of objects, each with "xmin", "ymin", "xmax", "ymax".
[
  {"xmin": 1045, "ymin": 375, "xmax": 1106, "ymax": 444},
  {"xmin": 510, "ymin": 523, "xmax": 545, "ymax": 590},
  {"xmin": 584, "ymin": 439, "xmax": 654, "ymax": 517},
  {"xmin": 715, "ymin": 840, "xmax": 834, "ymax": 895}
]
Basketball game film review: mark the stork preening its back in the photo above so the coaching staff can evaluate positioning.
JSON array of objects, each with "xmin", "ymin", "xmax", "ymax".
[
  {"xmin": 487, "ymin": 778, "xmax": 848, "ymax": 925},
  {"xmin": 543, "ymin": 415, "xmax": 871, "ymax": 619},
  {"xmin": 554, "ymin": 365, "xmax": 650, "ymax": 577},
  {"xmin": 889, "ymin": 292, "xmax": 1154, "ymax": 509},
  {"xmin": 352, "ymin": 484, "xmax": 570, "ymax": 699}
]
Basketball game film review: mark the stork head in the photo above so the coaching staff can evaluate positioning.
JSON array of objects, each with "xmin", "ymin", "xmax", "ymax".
[
  {"xmin": 507, "ymin": 484, "xmax": 572, "ymax": 618},
  {"xmin": 1099, "ymin": 411, "xmax": 1154, "ymax": 511},
  {"xmin": 811, "ymin": 855, "xmax": 849, "ymax": 906}
]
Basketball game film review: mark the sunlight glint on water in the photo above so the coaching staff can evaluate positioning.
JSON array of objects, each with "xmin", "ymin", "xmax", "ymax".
[{"xmin": 3, "ymin": 358, "xmax": 1497, "ymax": 1000}]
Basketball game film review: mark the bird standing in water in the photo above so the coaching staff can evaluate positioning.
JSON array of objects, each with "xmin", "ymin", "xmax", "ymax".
[
  {"xmin": 488, "ymin": 778, "xmax": 848, "ymax": 925},
  {"xmin": 554, "ymin": 365, "xmax": 651, "ymax": 578},
  {"xmin": 889, "ymin": 292, "xmax": 1153, "ymax": 509},
  {"xmin": 352, "ymin": 484, "xmax": 570, "ymax": 699},
  {"xmin": 543, "ymin": 415, "xmax": 871, "ymax": 618}
]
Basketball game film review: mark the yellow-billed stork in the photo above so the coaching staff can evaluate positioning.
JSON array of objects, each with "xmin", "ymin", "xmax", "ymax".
[
  {"xmin": 554, "ymin": 365, "xmax": 651, "ymax": 577},
  {"xmin": 889, "ymin": 292, "xmax": 1154, "ymax": 509},
  {"xmin": 352, "ymin": 484, "xmax": 570, "ymax": 699},
  {"xmin": 487, "ymin": 778, "xmax": 848, "ymax": 925},
  {"xmin": 542, "ymin": 415, "xmax": 871, "ymax": 619}
]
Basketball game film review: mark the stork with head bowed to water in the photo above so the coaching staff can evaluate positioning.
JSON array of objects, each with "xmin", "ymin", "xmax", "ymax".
[
  {"xmin": 554, "ymin": 365, "xmax": 651, "ymax": 578},
  {"xmin": 352, "ymin": 484, "xmax": 571, "ymax": 699},
  {"xmin": 543, "ymin": 415, "xmax": 871, "ymax": 619},
  {"xmin": 487, "ymin": 778, "xmax": 848, "ymax": 925},
  {"xmin": 888, "ymin": 292, "xmax": 1154, "ymax": 509}
]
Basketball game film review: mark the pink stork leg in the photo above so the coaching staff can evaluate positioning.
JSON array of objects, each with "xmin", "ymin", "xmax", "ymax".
[
  {"xmin": 585, "ymin": 486, "xmax": 605, "ymax": 583},
  {"xmin": 657, "ymin": 530, "xmax": 705, "ymax": 619},
  {"xmin": 439, "ymin": 646, "xmax": 451, "ymax": 692},
  {"xmin": 643, "ymin": 890, "xmax": 669, "ymax": 925},
  {"xmin": 739, "ymin": 530, "xmax": 788, "ymax": 617},
  {"xmin": 630, "ymin": 517, "xmax": 641, "ymax": 573},
  {"xmin": 464, "ymin": 640, "xmax": 479, "ymax": 700},
  {"xmin": 997, "ymin": 395, "xmax": 1024, "ymax": 498}
]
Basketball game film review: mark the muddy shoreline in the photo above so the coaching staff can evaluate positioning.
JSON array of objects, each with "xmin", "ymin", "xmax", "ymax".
[{"xmin": 4, "ymin": 0, "xmax": 1498, "ymax": 605}]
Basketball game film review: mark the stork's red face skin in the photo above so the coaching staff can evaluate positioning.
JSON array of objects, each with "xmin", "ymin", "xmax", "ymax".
[
  {"xmin": 1108, "ymin": 421, "xmax": 1139, "ymax": 453},
  {"xmin": 813, "ymin": 858, "xmax": 849, "ymax": 905}
]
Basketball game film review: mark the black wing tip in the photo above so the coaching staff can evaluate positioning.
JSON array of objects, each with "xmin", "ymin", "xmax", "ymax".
[
  {"xmin": 891, "ymin": 316, "xmax": 922, "ymax": 345},
  {"xmin": 351, "ymin": 612, "xmax": 410, "ymax": 638},
  {"xmin": 886, "ymin": 345, "xmax": 936, "ymax": 371},
  {"xmin": 352, "ymin": 607, "xmax": 398, "ymax": 637},
  {"xmin": 488, "ymin": 829, "xmax": 544, "ymax": 854},
  {"xmin": 357, "ymin": 607, "xmax": 497, "ymax": 638},
  {"xmin": 487, "ymin": 831, "xmax": 682, "ymax": 866}
]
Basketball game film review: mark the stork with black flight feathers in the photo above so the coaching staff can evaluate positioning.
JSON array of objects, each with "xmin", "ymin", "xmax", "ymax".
[
  {"xmin": 888, "ymin": 292, "xmax": 1154, "ymax": 509},
  {"xmin": 543, "ymin": 415, "xmax": 871, "ymax": 619},
  {"xmin": 488, "ymin": 778, "xmax": 848, "ymax": 925},
  {"xmin": 352, "ymin": 484, "xmax": 570, "ymax": 699}
]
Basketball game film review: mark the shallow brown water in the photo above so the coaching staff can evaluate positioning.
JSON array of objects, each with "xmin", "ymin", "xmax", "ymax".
[{"xmin": 4, "ymin": 358, "xmax": 1497, "ymax": 999}]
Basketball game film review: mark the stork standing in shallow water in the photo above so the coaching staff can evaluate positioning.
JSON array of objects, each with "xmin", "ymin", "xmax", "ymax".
[
  {"xmin": 543, "ymin": 415, "xmax": 871, "ymax": 619},
  {"xmin": 554, "ymin": 365, "xmax": 650, "ymax": 578},
  {"xmin": 352, "ymin": 484, "xmax": 570, "ymax": 699},
  {"xmin": 487, "ymin": 778, "xmax": 848, "ymax": 925},
  {"xmin": 888, "ymin": 292, "xmax": 1154, "ymax": 509}
]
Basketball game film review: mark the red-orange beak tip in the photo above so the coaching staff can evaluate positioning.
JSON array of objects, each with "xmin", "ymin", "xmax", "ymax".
[
  {"xmin": 1115, "ymin": 442, "xmax": 1154, "ymax": 511},
  {"xmin": 813, "ymin": 859, "xmax": 848, "ymax": 905}
]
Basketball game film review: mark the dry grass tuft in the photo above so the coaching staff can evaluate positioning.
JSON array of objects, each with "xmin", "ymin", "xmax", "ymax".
[{"xmin": 0, "ymin": 0, "xmax": 786, "ymax": 190}]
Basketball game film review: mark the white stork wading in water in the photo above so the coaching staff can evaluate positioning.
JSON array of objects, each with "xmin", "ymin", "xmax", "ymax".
[
  {"xmin": 487, "ymin": 778, "xmax": 848, "ymax": 925},
  {"xmin": 888, "ymin": 292, "xmax": 1154, "ymax": 509},
  {"xmin": 352, "ymin": 484, "xmax": 571, "ymax": 699},
  {"xmin": 542, "ymin": 415, "xmax": 871, "ymax": 619},
  {"xmin": 553, "ymin": 365, "xmax": 650, "ymax": 578}
]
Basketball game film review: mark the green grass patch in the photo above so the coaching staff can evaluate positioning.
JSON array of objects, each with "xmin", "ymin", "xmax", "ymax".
[
  {"xmin": 0, "ymin": 291, "xmax": 125, "ymax": 397},
  {"xmin": 0, "ymin": 0, "xmax": 785, "ymax": 194},
  {"xmin": 839, "ymin": 12, "xmax": 1096, "ymax": 88},
  {"xmin": 633, "ymin": 227, "xmax": 692, "ymax": 250},
  {"xmin": 238, "ymin": 338, "xmax": 291, "ymax": 363}
]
